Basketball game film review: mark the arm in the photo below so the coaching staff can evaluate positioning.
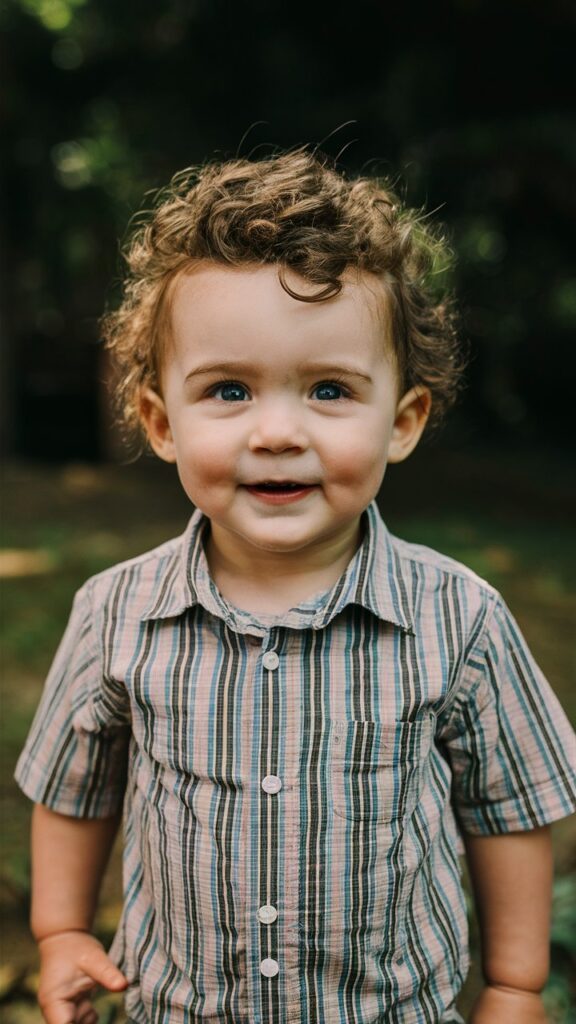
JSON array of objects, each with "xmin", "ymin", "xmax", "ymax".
[
  {"xmin": 32, "ymin": 804, "xmax": 127, "ymax": 1024},
  {"xmin": 464, "ymin": 825, "xmax": 553, "ymax": 1023}
]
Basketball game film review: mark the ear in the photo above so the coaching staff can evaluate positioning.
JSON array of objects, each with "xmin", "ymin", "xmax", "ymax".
[
  {"xmin": 139, "ymin": 387, "xmax": 177, "ymax": 463},
  {"xmin": 387, "ymin": 386, "xmax": 432, "ymax": 463}
]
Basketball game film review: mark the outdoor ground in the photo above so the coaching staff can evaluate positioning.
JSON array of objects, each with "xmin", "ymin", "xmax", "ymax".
[{"xmin": 1, "ymin": 444, "xmax": 575, "ymax": 1022}]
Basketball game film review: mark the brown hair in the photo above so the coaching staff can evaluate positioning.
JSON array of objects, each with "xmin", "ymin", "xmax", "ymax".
[{"xmin": 101, "ymin": 148, "xmax": 465, "ymax": 443}]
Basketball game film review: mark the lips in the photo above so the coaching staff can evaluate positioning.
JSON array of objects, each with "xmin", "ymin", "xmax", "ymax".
[{"xmin": 243, "ymin": 481, "xmax": 317, "ymax": 504}]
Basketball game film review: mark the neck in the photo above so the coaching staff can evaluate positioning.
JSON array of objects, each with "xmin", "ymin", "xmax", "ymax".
[{"xmin": 204, "ymin": 520, "xmax": 363, "ymax": 614}]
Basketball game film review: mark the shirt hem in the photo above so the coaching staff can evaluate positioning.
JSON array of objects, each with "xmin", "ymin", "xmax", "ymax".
[{"xmin": 456, "ymin": 774, "xmax": 576, "ymax": 835}]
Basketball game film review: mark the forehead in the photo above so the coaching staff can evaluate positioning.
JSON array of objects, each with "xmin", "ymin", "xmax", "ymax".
[{"xmin": 167, "ymin": 263, "xmax": 392, "ymax": 367}]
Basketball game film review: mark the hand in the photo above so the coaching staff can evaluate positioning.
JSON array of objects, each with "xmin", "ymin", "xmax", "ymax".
[
  {"xmin": 37, "ymin": 930, "xmax": 128, "ymax": 1024},
  {"xmin": 469, "ymin": 984, "xmax": 549, "ymax": 1023}
]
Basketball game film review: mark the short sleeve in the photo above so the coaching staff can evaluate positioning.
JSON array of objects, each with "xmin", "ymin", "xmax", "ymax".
[
  {"xmin": 14, "ymin": 581, "xmax": 131, "ymax": 818},
  {"xmin": 437, "ymin": 593, "xmax": 576, "ymax": 835}
]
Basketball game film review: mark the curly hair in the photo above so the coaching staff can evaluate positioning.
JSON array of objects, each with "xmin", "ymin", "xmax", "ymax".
[{"xmin": 101, "ymin": 148, "xmax": 466, "ymax": 443}]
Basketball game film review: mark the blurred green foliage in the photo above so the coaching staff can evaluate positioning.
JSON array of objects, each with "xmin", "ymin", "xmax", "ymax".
[
  {"xmin": 2, "ymin": 0, "xmax": 576, "ymax": 458},
  {"xmin": 544, "ymin": 876, "xmax": 576, "ymax": 1022}
]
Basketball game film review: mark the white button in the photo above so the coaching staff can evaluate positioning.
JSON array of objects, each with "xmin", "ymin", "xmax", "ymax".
[
  {"xmin": 261, "ymin": 775, "xmax": 282, "ymax": 794},
  {"xmin": 262, "ymin": 651, "xmax": 280, "ymax": 671},
  {"xmin": 258, "ymin": 904, "xmax": 278, "ymax": 924},
  {"xmin": 260, "ymin": 957, "xmax": 279, "ymax": 977}
]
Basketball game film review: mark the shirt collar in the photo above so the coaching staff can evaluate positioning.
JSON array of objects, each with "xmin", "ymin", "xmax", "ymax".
[
  {"xmin": 140, "ymin": 501, "xmax": 415, "ymax": 635},
  {"xmin": 309, "ymin": 502, "xmax": 415, "ymax": 634}
]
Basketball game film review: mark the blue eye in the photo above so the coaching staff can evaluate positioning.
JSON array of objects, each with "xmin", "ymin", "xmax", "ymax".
[
  {"xmin": 313, "ymin": 382, "xmax": 347, "ymax": 401},
  {"xmin": 212, "ymin": 382, "xmax": 249, "ymax": 402}
]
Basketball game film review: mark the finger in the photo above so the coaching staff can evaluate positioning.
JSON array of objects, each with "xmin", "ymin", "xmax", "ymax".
[
  {"xmin": 76, "ymin": 998, "xmax": 98, "ymax": 1024},
  {"xmin": 40, "ymin": 995, "xmax": 81, "ymax": 1024},
  {"xmin": 77, "ymin": 947, "xmax": 128, "ymax": 991}
]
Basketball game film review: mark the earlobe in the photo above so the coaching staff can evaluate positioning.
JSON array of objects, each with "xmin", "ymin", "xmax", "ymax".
[
  {"xmin": 387, "ymin": 386, "xmax": 432, "ymax": 463},
  {"xmin": 139, "ymin": 387, "xmax": 177, "ymax": 463}
]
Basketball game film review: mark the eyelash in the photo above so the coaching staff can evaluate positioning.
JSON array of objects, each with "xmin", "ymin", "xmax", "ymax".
[
  {"xmin": 313, "ymin": 378, "xmax": 351, "ymax": 401},
  {"xmin": 207, "ymin": 380, "xmax": 249, "ymax": 401},
  {"xmin": 206, "ymin": 379, "xmax": 352, "ymax": 402}
]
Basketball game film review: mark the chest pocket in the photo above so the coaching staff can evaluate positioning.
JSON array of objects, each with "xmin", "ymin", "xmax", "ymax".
[{"xmin": 331, "ymin": 714, "xmax": 434, "ymax": 823}]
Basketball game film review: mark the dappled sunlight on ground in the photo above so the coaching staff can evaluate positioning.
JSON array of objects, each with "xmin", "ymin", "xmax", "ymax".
[{"xmin": 0, "ymin": 550, "xmax": 56, "ymax": 578}]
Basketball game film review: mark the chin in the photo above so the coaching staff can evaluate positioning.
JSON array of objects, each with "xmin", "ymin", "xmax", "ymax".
[
  {"xmin": 249, "ymin": 536, "xmax": 308, "ymax": 552},
  {"xmin": 245, "ymin": 530, "xmax": 316, "ymax": 552}
]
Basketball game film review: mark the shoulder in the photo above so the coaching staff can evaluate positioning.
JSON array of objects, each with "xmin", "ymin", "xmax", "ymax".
[
  {"xmin": 74, "ymin": 526, "xmax": 189, "ymax": 618},
  {"xmin": 384, "ymin": 528, "xmax": 502, "ymax": 633},
  {"xmin": 389, "ymin": 531, "xmax": 498, "ymax": 595}
]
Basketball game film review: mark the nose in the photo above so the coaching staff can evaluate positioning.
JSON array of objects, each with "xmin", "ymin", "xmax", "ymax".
[{"xmin": 248, "ymin": 396, "xmax": 309, "ymax": 454}]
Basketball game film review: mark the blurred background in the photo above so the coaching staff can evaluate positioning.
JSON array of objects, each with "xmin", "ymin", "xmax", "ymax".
[{"xmin": 1, "ymin": 0, "xmax": 575, "ymax": 1020}]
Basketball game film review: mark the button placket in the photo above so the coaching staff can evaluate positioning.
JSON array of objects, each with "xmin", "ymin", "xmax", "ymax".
[{"xmin": 256, "ymin": 638, "xmax": 283, "ymax": 988}]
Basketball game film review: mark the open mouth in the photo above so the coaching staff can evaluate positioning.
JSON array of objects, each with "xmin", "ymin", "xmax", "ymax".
[
  {"xmin": 244, "ymin": 481, "xmax": 317, "ymax": 502},
  {"xmin": 248, "ymin": 481, "xmax": 311, "ymax": 492}
]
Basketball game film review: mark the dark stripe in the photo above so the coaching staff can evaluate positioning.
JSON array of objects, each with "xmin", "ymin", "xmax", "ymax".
[
  {"xmin": 214, "ymin": 624, "xmax": 242, "ymax": 1016},
  {"xmin": 147, "ymin": 553, "xmax": 181, "ymax": 619},
  {"xmin": 174, "ymin": 609, "xmax": 203, "ymax": 1012}
]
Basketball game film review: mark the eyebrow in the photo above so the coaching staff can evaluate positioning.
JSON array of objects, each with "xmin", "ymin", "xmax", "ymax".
[
  {"xmin": 185, "ymin": 362, "xmax": 258, "ymax": 383},
  {"xmin": 184, "ymin": 361, "xmax": 373, "ymax": 384},
  {"xmin": 300, "ymin": 362, "xmax": 373, "ymax": 384}
]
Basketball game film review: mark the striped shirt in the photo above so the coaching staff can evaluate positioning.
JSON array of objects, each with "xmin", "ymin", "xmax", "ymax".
[{"xmin": 15, "ymin": 501, "xmax": 576, "ymax": 1024}]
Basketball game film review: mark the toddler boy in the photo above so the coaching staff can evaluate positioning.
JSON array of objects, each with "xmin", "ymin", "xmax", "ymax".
[{"xmin": 16, "ymin": 150, "xmax": 576, "ymax": 1024}]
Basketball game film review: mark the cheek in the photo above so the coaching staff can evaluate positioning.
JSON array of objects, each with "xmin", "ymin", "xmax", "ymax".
[
  {"xmin": 322, "ymin": 429, "xmax": 390, "ymax": 481},
  {"xmin": 173, "ymin": 433, "xmax": 235, "ymax": 486}
]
